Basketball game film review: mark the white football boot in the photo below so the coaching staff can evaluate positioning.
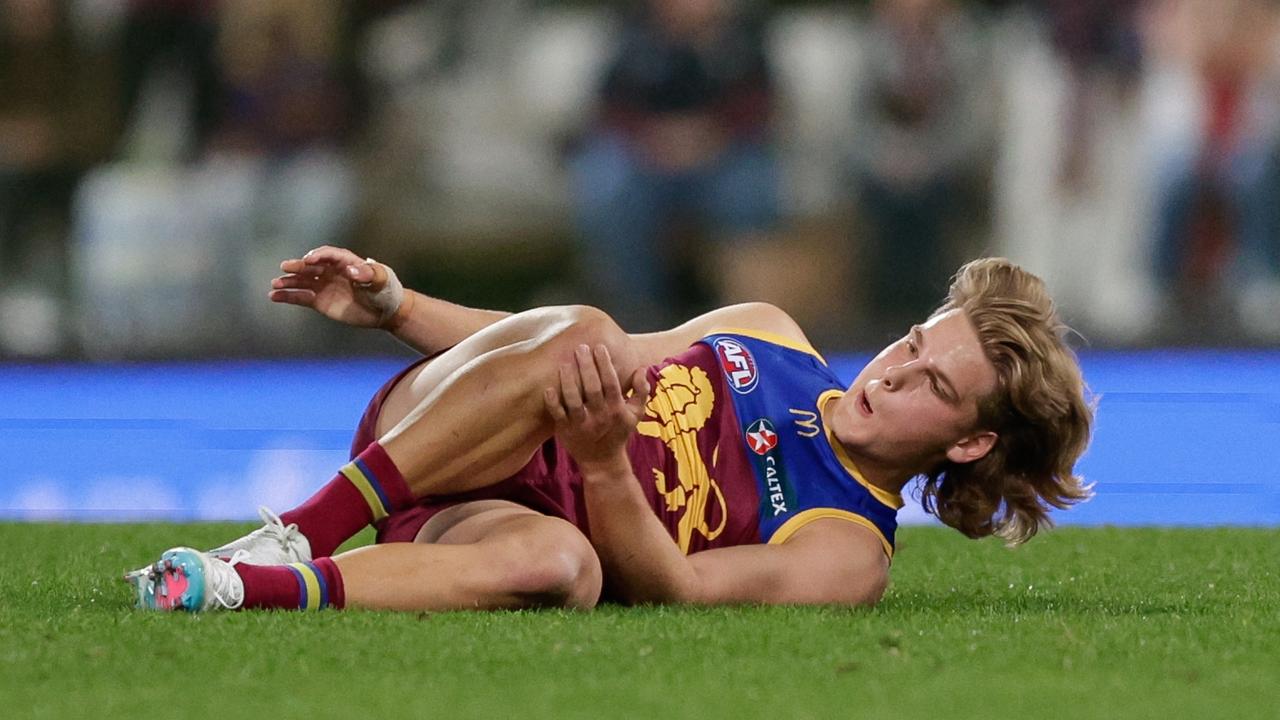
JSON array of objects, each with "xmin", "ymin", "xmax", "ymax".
[
  {"xmin": 207, "ymin": 506, "xmax": 312, "ymax": 565},
  {"xmin": 120, "ymin": 507, "xmax": 311, "ymax": 597},
  {"xmin": 124, "ymin": 548, "xmax": 245, "ymax": 612}
]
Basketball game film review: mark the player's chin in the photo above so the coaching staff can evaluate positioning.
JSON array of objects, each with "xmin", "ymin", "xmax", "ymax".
[{"xmin": 830, "ymin": 415, "xmax": 868, "ymax": 449}]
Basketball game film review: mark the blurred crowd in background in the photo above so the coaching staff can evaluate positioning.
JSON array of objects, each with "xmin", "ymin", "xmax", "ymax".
[{"xmin": 2, "ymin": 0, "xmax": 1279, "ymax": 359}]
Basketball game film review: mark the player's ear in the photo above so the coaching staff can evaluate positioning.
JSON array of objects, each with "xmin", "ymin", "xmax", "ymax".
[{"xmin": 945, "ymin": 431, "xmax": 997, "ymax": 465}]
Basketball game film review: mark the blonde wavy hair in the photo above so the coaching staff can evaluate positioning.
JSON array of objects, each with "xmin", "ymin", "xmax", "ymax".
[{"xmin": 919, "ymin": 258, "xmax": 1094, "ymax": 545}]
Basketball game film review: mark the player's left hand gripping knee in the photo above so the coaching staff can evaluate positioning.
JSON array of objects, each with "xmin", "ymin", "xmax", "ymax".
[{"xmin": 543, "ymin": 344, "xmax": 649, "ymax": 470}]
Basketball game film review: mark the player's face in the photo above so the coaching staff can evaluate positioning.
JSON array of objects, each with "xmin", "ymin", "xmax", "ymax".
[{"xmin": 829, "ymin": 309, "xmax": 998, "ymax": 473}]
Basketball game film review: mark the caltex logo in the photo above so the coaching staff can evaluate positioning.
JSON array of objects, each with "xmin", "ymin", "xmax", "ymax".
[
  {"xmin": 714, "ymin": 338, "xmax": 758, "ymax": 394},
  {"xmin": 746, "ymin": 418, "xmax": 778, "ymax": 455}
]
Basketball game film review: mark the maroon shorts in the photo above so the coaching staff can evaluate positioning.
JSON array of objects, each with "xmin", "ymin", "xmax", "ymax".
[{"xmin": 350, "ymin": 359, "xmax": 591, "ymax": 544}]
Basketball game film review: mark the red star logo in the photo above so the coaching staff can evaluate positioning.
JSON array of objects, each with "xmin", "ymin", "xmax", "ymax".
[{"xmin": 746, "ymin": 422, "xmax": 778, "ymax": 455}]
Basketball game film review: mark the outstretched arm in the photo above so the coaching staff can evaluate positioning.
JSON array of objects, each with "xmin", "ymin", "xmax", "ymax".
[
  {"xmin": 268, "ymin": 245, "xmax": 511, "ymax": 357},
  {"xmin": 545, "ymin": 343, "xmax": 888, "ymax": 606},
  {"xmin": 270, "ymin": 246, "xmax": 812, "ymax": 362}
]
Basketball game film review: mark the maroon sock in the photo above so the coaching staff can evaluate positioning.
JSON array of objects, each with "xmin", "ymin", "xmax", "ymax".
[
  {"xmin": 280, "ymin": 442, "xmax": 415, "ymax": 557},
  {"xmin": 238, "ymin": 557, "xmax": 346, "ymax": 610}
]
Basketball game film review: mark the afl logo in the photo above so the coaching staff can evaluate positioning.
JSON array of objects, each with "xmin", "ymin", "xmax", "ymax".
[
  {"xmin": 745, "ymin": 418, "xmax": 778, "ymax": 455},
  {"xmin": 714, "ymin": 338, "xmax": 759, "ymax": 394}
]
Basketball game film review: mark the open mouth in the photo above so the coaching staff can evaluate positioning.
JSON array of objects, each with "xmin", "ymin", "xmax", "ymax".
[{"xmin": 858, "ymin": 390, "xmax": 873, "ymax": 416}]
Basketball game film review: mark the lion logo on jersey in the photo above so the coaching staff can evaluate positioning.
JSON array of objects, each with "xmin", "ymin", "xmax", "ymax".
[{"xmin": 635, "ymin": 364, "xmax": 726, "ymax": 553}]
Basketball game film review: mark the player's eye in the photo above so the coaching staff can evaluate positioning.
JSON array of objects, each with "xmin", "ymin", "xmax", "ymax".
[{"xmin": 905, "ymin": 339, "xmax": 918, "ymax": 356}]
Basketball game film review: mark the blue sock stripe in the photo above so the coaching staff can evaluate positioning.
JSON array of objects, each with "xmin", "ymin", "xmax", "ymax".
[
  {"xmin": 309, "ymin": 563, "xmax": 330, "ymax": 609},
  {"xmin": 354, "ymin": 457, "xmax": 393, "ymax": 515},
  {"xmin": 285, "ymin": 564, "xmax": 310, "ymax": 610}
]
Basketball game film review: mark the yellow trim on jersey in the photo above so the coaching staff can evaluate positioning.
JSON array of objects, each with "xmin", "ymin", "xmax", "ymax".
[
  {"xmin": 340, "ymin": 463, "xmax": 389, "ymax": 522},
  {"xmin": 768, "ymin": 508, "xmax": 893, "ymax": 558},
  {"xmin": 706, "ymin": 327, "xmax": 826, "ymax": 364},
  {"xmin": 816, "ymin": 390, "xmax": 905, "ymax": 510},
  {"xmin": 290, "ymin": 563, "xmax": 323, "ymax": 611}
]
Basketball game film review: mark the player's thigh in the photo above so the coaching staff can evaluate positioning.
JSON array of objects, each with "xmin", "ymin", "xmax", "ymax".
[
  {"xmin": 375, "ymin": 305, "xmax": 640, "ymax": 436},
  {"xmin": 416, "ymin": 500, "xmax": 603, "ymax": 608}
]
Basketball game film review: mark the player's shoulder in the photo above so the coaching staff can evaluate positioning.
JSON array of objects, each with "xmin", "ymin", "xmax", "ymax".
[
  {"xmin": 629, "ymin": 303, "xmax": 815, "ymax": 368},
  {"xmin": 703, "ymin": 303, "xmax": 821, "ymax": 359},
  {"xmin": 705, "ymin": 302, "xmax": 810, "ymax": 344}
]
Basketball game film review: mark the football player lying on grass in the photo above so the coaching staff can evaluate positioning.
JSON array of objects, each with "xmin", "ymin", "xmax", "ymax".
[{"xmin": 126, "ymin": 246, "xmax": 1092, "ymax": 611}]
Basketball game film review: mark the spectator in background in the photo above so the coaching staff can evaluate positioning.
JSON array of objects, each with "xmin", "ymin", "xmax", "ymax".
[
  {"xmin": 1043, "ymin": 0, "xmax": 1144, "ymax": 193},
  {"xmin": 0, "ymin": 0, "xmax": 116, "ymax": 356},
  {"xmin": 71, "ymin": 0, "xmax": 361, "ymax": 357},
  {"xmin": 1143, "ymin": 0, "xmax": 1280, "ymax": 341},
  {"xmin": 569, "ymin": 0, "xmax": 779, "ymax": 332},
  {"xmin": 114, "ymin": 0, "xmax": 356, "ymax": 164},
  {"xmin": 848, "ymin": 0, "xmax": 989, "ymax": 340},
  {"xmin": 206, "ymin": 0, "xmax": 361, "ymax": 345},
  {"xmin": 993, "ymin": 0, "xmax": 1152, "ymax": 344},
  {"xmin": 116, "ymin": 0, "xmax": 221, "ymax": 160},
  {"xmin": 211, "ymin": 0, "xmax": 355, "ymax": 158}
]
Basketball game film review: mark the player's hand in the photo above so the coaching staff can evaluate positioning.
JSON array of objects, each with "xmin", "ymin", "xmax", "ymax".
[
  {"xmin": 268, "ymin": 245, "xmax": 403, "ymax": 328},
  {"xmin": 544, "ymin": 344, "xmax": 650, "ymax": 471}
]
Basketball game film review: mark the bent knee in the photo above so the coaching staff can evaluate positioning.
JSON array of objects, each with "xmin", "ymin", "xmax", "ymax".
[
  {"xmin": 554, "ymin": 304, "xmax": 627, "ymax": 347},
  {"xmin": 538, "ymin": 305, "xmax": 637, "ymax": 371},
  {"xmin": 483, "ymin": 519, "xmax": 603, "ymax": 609}
]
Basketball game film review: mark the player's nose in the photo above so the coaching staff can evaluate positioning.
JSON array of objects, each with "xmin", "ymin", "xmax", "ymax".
[
  {"xmin": 882, "ymin": 365, "xmax": 900, "ymax": 390},
  {"xmin": 882, "ymin": 362, "xmax": 920, "ymax": 391}
]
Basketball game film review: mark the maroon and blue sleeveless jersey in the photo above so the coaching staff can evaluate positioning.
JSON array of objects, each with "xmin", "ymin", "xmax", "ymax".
[{"xmin": 626, "ymin": 329, "xmax": 903, "ymax": 558}]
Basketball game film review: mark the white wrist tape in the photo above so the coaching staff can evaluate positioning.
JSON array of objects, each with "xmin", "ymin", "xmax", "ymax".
[{"xmin": 359, "ymin": 257, "xmax": 405, "ymax": 327}]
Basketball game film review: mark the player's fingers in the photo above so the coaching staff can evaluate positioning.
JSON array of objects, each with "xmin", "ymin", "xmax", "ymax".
[
  {"xmin": 575, "ymin": 344, "xmax": 604, "ymax": 409},
  {"xmin": 595, "ymin": 344, "xmax": 624, "ymax": 403},
  {"xmin": 278, "ymin": 259, "xmax": 333, "ymax": 277},
  {"xmin": 543, "ymin": 387, "xmax": 568, "ymax": 424},
  {"xmin": 346, "ymin": 259, "xmax": 385, "ymax": 288},
  {"xmin": 301, "ymin": 245, "xmax": 360, "ymax": 266},
  {"xmin": 268, "ymin": 288, "xmax": 317, "ymax": 307},
  {"xmin": 625, "ymin": 368, "xmax": 650, "ymax": 410},
  {"xmin": 270, "ymin": 273, "xmax": 322, "ymax": 290},
  {"xmin": 559, "ymin": 363, "xmax": 586, "ymax": 420},
  {"xmin": 301, "ymin": 245, "xmax": 336, "ymax": 260},
  {"xmin": 279, "ymin": 257, "xmax": 330, "ymax": 274}
]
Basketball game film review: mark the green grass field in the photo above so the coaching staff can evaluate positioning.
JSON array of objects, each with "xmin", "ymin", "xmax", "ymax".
[{"xmin": 2, "ymin": 523, "xmax": 1276, "ymax": 719}]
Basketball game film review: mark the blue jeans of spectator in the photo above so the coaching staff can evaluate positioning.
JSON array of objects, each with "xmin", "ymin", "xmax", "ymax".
[{"xmin": 569, "ymin": 133, "xmax": 779, "ymax": 331}]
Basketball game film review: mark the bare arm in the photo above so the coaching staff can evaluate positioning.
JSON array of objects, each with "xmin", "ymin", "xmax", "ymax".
[
  {"xmin": 271, "ymin": 248, "xmax": 809, "ymax": 361},
  {"xmin": 269, "ymin": 245, "xmax": 510, "ymax": 357},
  {"xmin": 545, "ymin": 343, "xmax": 888, "ymax": 607},
  {"xmin": 580, "ymin": 453, "xmax": 888, "ymax": 605},
  {"xmin": 384, "ymin": 291, "xmax": 511, "ymax": 358}
]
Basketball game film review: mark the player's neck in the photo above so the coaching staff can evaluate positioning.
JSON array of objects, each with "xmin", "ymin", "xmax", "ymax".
[
  {"xmin": 820, "ymin": 395, "xmax": 912, "ymax": 496},
  {"xmin": 846, "ymin": 454, "xmax": 912, "ymax": 497}
]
